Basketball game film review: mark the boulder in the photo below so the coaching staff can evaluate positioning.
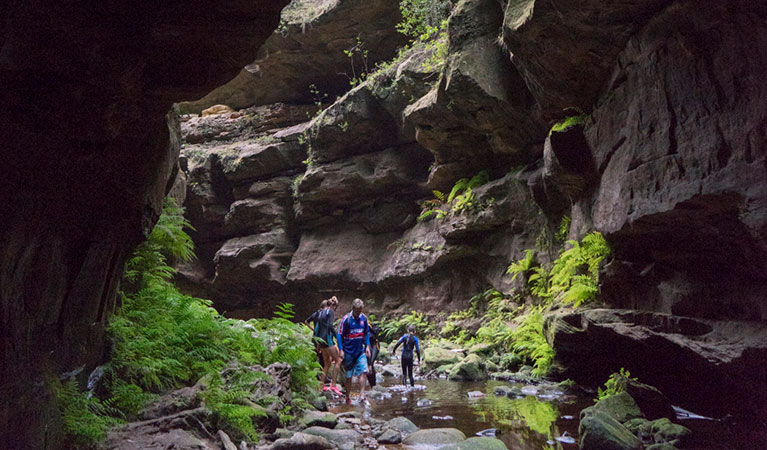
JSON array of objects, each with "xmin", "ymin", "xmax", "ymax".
[
  {"xmin": 402, "ymin": 428, "xmax": 467, "ymax": 446},
  {"xmin": 302, "ymin": 426, "xmax": 363, "ymax": 450},
  {"xmin": 544, "ymin": 308, "xmax": 767, "ymax": 417},
  {"xmin": 423, "ymin": 347, "xmax": 464, "ymax": 370},
  {"xmin": 591, "ymin": 392, "xmax": 643, "ymax": 424},
  {"xmin": 298, "ymin": 411, "xmax": 338, "ymax": 429},
  {"xmin": 386, "ymin": 417, "xmax": 419, "ymax": 434},
  {"xmin": 457, "ymin": 436, "xmax": 509, "ymax": 450},
  {"xmin": 271, "ymin": 431, "xmax": 335, "ymax": 450},
  {"xmin": 578, "ymin": 408, "xmax": 642, "ymax": 450},
  {"xmin": 376, "ymin": 429, "xmax": 402, "ymax": 444},
  {"xmin": 449, "ymin": 354, "xmax": 487, "ymax": 381},
  {"xmin": 649, "ymin": 418, "xmax": 691, "ymax": 445}
]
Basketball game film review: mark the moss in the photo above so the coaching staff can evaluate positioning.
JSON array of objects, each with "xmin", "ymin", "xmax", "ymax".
[{"xmin": 548, "ymin": 114, "xmax": 587, "ymax": 136}]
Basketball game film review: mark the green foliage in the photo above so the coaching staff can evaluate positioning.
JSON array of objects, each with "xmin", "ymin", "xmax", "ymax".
[
  {"xmin": 595, "ymin": 368, "xmax": 638, "ymax": 402},
  {"xmin": 421, "ymin": 31, "xmax": 449, "ymax": 72},
  {"xmin": 53, "ymin": 378, "xmax": 123, "ymax": 448},
  {"xmin": 56, "ymin": 199, "xmax": 321, "ymax": 447},
  {"xmin": 378, "ymin": 310, "xmax": 435, "ymax": 341},
  {"xmin": 471, "ymin": 392, "xmax": 557, "ymax": 437},
  {"xmin": 201, "ymin": 368, "xmax": 270, "ymax": 442},
  {"xmin": 549, "ymin": 114, "xmax": 587, "ymax": 136},
  {"xmin": 343, "ymin": 35, "xmax": 370, "ymax": 86},
  {"xmin": 508, "ymin": 306, "xmax": 554, "ymax": 378},
  {"xmin": 291, "ymin": 174, "xmax": 303, "ymax": 198},
  {"xmin": 447, "ymin": 170, "xmax": 489, "ymax": 203},
  {"xmin": 417, "ymin": 208, "xmax": 447, "ymax": 222},
  {"xmin": 549, "ymin": 232, "xmax": 610, "ymax": 307},
  {"xmin": 273, "ymin": 302, "xmax": 296, "ymax": 320},
  {"xmin": 396, "ymin": 0, "xmax": 451, "ymax": 41},
  {"xmin": 556, "ymin": 215, "xmax": 571, "ymax": 242},
  {"xmin": 515, "ymin": 231, "xmax": 610, "ymax": 307},
  {"xmin": 418, "ymin": 170, "xmax": 491, "ymax": 221},
  {"xmin": 124, "ymin": 197, "xmax": 195, "ymax": 288},
  {"xmin": 507, "ymin": 249, "xmax": 535, "ymax": 282}
]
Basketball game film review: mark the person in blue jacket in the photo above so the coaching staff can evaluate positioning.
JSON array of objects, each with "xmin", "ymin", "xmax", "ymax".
[
  {"xmin": 338, "ymin": 298, "xmax": 371, "ymax": 405},
  {"xmin": 392, "ymin": 324, "xmax": 421, "ymax": 387}
]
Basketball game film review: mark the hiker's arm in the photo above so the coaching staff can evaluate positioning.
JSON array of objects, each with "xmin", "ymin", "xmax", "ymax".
[
  {"xmin": 415, "ymin": 337, "xmax": 421, "ymax": 362},
  {"xmin": 392, "ymin": 335, "xmax": 404, "ymax": 354}
]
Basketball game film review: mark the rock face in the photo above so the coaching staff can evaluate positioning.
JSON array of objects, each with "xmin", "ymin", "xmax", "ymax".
[
  {"xmin": 173, "ymin": 0, "xmax": 767, "ymax": 421},
  {"xmin": 179, "ymin": 0, "xmax": 408, "ymax": 114},
  {"xmin": 0, "ymin": 1, "xmax": 287, "ymax": 448},
  {"xmin": 545, "ymin": 309, "xmax": 767, "ymax": 417}
]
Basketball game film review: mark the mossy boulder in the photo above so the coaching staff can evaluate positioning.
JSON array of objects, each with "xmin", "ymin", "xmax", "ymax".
[
  {"xmin": 303, "ymin": 427, "xmax": 362, "ymax": 450},
  {"xmin": 468, "ymin": 342, "xmax": 496, "ymax": 357},
  {"xmin": 402, "ymin": 428, "xmax": 467, "ymax": 446},
  {"xmin": 578, "ymin": 408, "xmax": 642, "ymax": 450},
  {"xmin": 457, "ymin": 436, "xmax": 509, "ymax": 450},
  {"xmin": 298, "ymin": 411, "xmax": 338, "ymax": 429},
  {"xmin": 449, "ymin": 354, "xmax": 487, "ymax": 381},
  {"xmin": 424, "ymin": 347, "xmax": 464, "ymax": 370},
  {"xmin": 592, "ymin": 392, "xmax": 643, "ymax": 423},
  {"xmin": 650, "ymin": 418, "xmax": 691, "ymax": 444}
]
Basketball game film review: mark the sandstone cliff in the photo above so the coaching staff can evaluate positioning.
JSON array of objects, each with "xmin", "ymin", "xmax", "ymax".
[{"xmin": 176, "ymin": 0, "xmax": 767, "ymax": 419}]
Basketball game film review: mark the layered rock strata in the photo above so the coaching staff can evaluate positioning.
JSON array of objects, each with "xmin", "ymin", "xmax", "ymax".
[{"xmin": 178, "ymin": 0, "xmax": 767, "ymax": 419}]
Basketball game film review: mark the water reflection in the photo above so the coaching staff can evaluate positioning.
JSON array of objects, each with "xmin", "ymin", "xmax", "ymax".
[{"xmin": 331, "ymin": 378, "xmax": 588, "ymax": 449}]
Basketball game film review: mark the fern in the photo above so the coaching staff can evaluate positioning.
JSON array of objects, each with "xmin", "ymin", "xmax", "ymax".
[
  {"xmin": 432, "ymin": 190, "xmax": 445, "ymax": 202},
  {"xmin": 507, "ymin": 250, "xmax": 535, "ymax": 282},
  {"xmin": 509, "ymin": 307, "xmax": 554, "ymax": 378},
  {"xmin": 273, "ymin": 302, "xmax": 296, "ymax": 320},
  {"xmin": 54, "ymin": 378, "xmax": 124, "ymax": 448},
  {"xmin": 447, "ymin": 178, "xmax": 470, "ymax": 203}
]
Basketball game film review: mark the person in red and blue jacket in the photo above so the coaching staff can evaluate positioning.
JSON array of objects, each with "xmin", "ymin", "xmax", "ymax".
[{"xmin": 338, "ymin": 298, "xmax": 370, "ymax": 405}]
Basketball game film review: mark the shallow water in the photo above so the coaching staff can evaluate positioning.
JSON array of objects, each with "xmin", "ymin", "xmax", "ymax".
[
  {"xmin": 332, "ymin": 378, "xmax": 590, "ymax": 449},
  {"xmin": 328, "ymin": 377, "xmax": 765, "ymax": 449}
]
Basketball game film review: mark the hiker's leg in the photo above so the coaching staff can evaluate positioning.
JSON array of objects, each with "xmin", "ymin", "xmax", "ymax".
[
  {"xmin": 408, "ymin": 360, "xmax": 415, "ymax": 386},
  {"xmin": 400, "ymin": 354, "xmax": 407, "ymax": 385}
]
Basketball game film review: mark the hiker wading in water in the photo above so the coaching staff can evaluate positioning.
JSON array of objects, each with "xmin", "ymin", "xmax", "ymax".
[
  {"xmin": 392, "ymin": 324, "xmax": 421, "ymax": 387},
  {"xmin": 338, "ymin": 298, "xmax": 371, "ymax": 405},
  {"xmin": 306, "ymin": 297, "xmax": 343, "ymax": 395}
]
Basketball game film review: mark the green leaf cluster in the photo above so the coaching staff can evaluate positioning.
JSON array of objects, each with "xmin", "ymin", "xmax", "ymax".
[
  {"xmin": 595, "ymin": 368, "xmax": 637, "ymax": 402},
  {"xmin": 396, "ymin": 0, "xmax": 451, "ymax": 42},
  {"xmin": 378, "ymin": 310, "xmax": 435, "ymax": 341},
  {"xmin": 417, "ymin": 170, "xmax": 491, "ymax": 221}
]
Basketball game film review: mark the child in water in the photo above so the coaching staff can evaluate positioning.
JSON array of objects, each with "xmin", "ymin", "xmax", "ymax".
[{"xmin": 392, "ymin": 324, "xmax": 421, "ymax": 387}]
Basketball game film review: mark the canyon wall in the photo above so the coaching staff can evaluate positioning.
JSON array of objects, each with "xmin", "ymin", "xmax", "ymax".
[
  {"xmin": 0, "ymin": 1, "xmax": 287, "ymax": 447},
  {"xmin": 177, "ymin": 0, "xmax": 767, "ymax": 418}
]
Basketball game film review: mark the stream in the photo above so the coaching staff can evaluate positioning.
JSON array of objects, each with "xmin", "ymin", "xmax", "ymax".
[{"xmin": 326, "ymin": 375, "xmax": 759, "ymax": 449}]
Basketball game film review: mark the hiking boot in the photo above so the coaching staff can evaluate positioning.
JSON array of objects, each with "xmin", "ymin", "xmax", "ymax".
[
  {"xmin": 322, "ymin": 385, "xmax": 331, "ymax": 392},
  {"xmin": 330, "ymin": 385, "xmax": 343, "ymax": 396}
]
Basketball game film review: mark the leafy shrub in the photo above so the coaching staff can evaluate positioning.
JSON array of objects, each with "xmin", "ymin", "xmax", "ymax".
[
  {"xmin": 397, "ymin": 0, "xmax": 451, "ymax": 41},
  {"xmin": 595, "ymin": 368, "xmax": 637, "ymax": 402}
]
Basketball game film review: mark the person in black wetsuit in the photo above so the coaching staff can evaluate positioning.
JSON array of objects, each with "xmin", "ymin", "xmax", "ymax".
[
  {"xmin": 304, "ymin": 300, "xmax": 329, "ymax": 373},
  {"xmin": 392, "ymin": 324, "xmax": 421, "ymax": 387},
  {"xmin": 366, "ymin": 322, "xmax": 381, "ymax": 387}
]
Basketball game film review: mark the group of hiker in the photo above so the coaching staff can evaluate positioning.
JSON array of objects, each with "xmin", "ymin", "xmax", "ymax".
[{"xmin": 305, "ymin": 297, "xmax": 421, "ymax": 405}]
